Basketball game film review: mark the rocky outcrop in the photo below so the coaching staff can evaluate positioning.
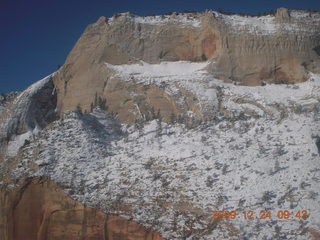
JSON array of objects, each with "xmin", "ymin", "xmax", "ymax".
[
  {"xmin": 0, "ymin": 177, "xmax": 163, "ymax": 240},
  {"xmin": 53, "ymin": 9, "xmax": 320, "ymax": 123},
  {"xmin": 0, "ymin": 92, "xmax": 20, "ymax": 114},
  {"xmin": 53, "ymin": 12, "xmax": 219, "ymax": 122},
  {"xmin": 209, "ymin": 8, "xmax": 320, "ymax": 85},
  {"xmin": 275, "ymin": 7, "xmax": 291, "ymax": 23},
  {"xmin": 0, "ymin": 76, "xmax": 57, "ymax": 161}
]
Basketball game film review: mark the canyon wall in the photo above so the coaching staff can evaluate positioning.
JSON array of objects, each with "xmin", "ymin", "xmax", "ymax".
[
  {"xmin": 0, "ymin": 177, "xmax": 163, "ymax": 240},
  {"xmin": 53, "ymin": 8, "xmax": 320, "ymax": 123},
  {"xmin": 210, "ymin": 8, "xmax": 320, "ymax": 85},
  {"xmin": 0, "ymin": 77, "xmax": 56, "ymax": 162},
  {"xmin": 53, "ymin": 12, "xmax": 219, "ymax": 122}
]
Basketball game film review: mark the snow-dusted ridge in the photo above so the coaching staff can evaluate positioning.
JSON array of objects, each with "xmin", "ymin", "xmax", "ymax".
[
  {"xmin": 133, "ymin": 14, "xmax": 201, "ymax": 28},
  {"xmin": 3, "ymin": 70, "xmax": 320, "ymax": 239},
  {"xmin": 107, "ymin": 12, "xmax": 202, "ymax": 27},
  {"xmin": 213, "ymin": 9, "xmax": 320, "ymax": 34},
  {"xmin": 13, "ymin": 74, "xmax": 53, "ymax": 103},
  {"xmin": 106, "ymin": 9, "xmax": 320, "ymax": 34},
  {"xmin": 0, "ymin": 73, "xmax": 57, "ymax": 158}
]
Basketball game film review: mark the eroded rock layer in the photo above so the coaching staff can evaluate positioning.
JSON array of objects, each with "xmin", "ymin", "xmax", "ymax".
[
  {"xmin": 53, "ymin": 8, "xmax": 320, "ymax": 121},
  {"xmin": 0, "ymin": 177, "xmax": 163, "ymax": 240}
]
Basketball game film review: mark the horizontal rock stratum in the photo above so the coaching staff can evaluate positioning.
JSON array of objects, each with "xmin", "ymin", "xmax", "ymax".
[{"xmin": 53, "ymin": 8, "xmax": 320, "ymax": 123}]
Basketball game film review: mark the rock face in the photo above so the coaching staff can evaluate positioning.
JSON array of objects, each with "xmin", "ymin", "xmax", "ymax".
[
  {"xmin": 0, "ymin": 76, "xmax": 56, "ymax": 161},
  {"xmin": 2, "ymin": 8, "xmax": 320, "ymax": 240},
  {"xmin": 210, "ymin": 8, "xmax": 320, "ymax": 86},
  {"xmin": 275, "ymin": 7, "xmax": 291, "ymax": 23},
  {"xmin": 0, "ymin": 177, "xmax": 163, "ymax": 240},
  {"xmin": 53, "ymin": 8, "xmax": 320, "ymax": 123},
  {"xmin": 53, "ymin": 12, "xmax": 220, "ymax": 123}
]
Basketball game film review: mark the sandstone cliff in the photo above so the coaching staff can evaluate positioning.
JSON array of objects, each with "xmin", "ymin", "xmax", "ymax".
[
  {"xmin": 53, "ymin": 8, "xmax": 320, "ymax": 123},
  {"xmin": 1, "ymin": 7, "xmax": 320, "ymax": 240},
  {"xmin": 0, "ymin": 76, "xmax": 56, "ymax": 162},
  {"xmin": 209, "ymin": 8, "xmax": 320, "ymax": 85},
  {"xmin": 0, "ymin": 177, "xmax": 163, "ymax": 240}
]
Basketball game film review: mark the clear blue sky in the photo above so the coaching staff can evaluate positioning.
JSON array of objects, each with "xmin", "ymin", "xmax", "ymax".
[{"xmin": 1, "ymin": 0, "xmax": 320, "ymax": 93}]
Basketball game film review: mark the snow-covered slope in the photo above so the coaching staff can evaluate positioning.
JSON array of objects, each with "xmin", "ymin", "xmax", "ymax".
[
  {"xmin": 214, "ymin": 9, "xmax": 320, "ymax": 35},
  {"xmin": 107, "ymin": 61, "xmax": 320, "ymax": 121},
  {"xmin": 4, "ymin": 69, "xmax": 320, "ymax": 239},
  {"xmin": 13, "ymin": 107, "xmax": 320, "ymax": 239}
]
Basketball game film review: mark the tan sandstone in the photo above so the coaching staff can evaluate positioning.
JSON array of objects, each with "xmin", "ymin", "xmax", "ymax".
[
  {"xmin": 52, "ymin": 9, "xmax": 320, "ymax": 123},
  {"xmin": 0, "ymin": 177, "xmax": 164, "ymax": 240}
]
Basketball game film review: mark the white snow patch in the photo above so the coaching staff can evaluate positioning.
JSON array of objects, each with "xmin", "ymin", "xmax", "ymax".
[
  {"xmin": 6, "ymin": 131, "xmax": 32, "ymax": 157},
  {"xmin": 213, "ymin": 10, "xmax": 320, "ymax": 35},
  {"xmin": 220, "ymin": 13, "xmax": 277, "ymax": 34},
  {"xmin": 133, "ymin": 14, "xmax": 201, "ymax": 27},
  {"xmin": 106, "ymin": 61, "xmax": 207, "ymax": 77},
  {"xmin": 106, "ymin": 61, "xmax": 320, "ymax": 121},
  {"xmin": 14, "ymin": 74, "xmax": 53, "ymax": 103},
  {"xmin": 105, "ymin": 61, "xmax": 218, "ymax": 114},
  {"xmin": 108, "ymin": 13, "xmax": 201, "ymax": 28}
]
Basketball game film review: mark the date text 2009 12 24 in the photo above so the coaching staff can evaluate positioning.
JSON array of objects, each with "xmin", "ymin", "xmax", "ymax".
[{"xmin": 210, "ymin": 210, "xmax": 309, "ymax": 220}]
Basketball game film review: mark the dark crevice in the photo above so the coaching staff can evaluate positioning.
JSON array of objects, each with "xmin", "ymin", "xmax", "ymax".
[
  {"xmin": 316, "ymin": 136, "xmax": 320, "ymax": 154},
  {"xmin": 313, "ymin": 46, "xmax": 320, "ymax": 56}
]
